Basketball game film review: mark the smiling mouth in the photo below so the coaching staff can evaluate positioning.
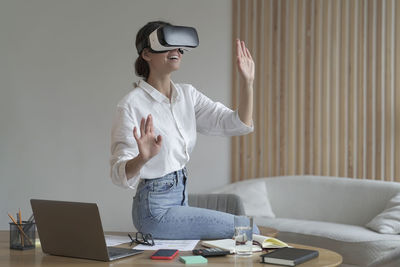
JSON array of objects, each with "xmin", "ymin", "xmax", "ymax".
[{"xmin": 168, "ymin": 56, "xmax": 179, "ymax": 60}]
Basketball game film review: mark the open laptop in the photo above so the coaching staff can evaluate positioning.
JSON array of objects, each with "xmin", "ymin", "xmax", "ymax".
[{"xmin": 30, "ymin": 199, "xmax": 143, "ymax": 261}]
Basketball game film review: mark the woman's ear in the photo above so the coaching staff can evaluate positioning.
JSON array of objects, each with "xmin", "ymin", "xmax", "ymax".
[{"xmin": 141, "ymin": 48, "xmax": 151, "ymax": 62}]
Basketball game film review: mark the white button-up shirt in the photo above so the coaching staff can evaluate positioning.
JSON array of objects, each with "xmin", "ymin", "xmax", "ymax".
[{"xmin": 110, "ymin": 80, "xmax": 253, "ymax": 193}]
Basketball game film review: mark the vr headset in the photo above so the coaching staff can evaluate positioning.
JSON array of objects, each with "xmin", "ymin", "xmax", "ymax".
[{"xmin": 137, "ymin": 25, "xmax": 199, "ymax": 54}]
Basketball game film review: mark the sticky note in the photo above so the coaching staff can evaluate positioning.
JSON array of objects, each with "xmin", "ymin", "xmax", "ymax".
[{"xmin": 179, "ymin": 255, "xmax": 208, "ymax": 264}]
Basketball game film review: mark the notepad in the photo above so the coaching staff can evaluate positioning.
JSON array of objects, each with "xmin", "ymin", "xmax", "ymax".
[
  {"xmin": 179, "ymin": 256, "xmax": 208, "ymax": 264},
  {"xmin": 253, "ymin": 234, "xmax": 289, "ymax": 249}
]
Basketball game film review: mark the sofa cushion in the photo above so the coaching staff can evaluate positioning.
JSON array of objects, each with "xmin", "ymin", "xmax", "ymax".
[
  {"xmin": 262, "ymin": 176, "xmax": 400, "ymax": 226},
  {"xmin": 255, "ymin": 217, "xmax": 400, "ymax": 266},
  {"xmin": 366, "ymin": 192, "xmax": 400, "ymax": 234},
  {"xmin": 213, "ymin": 180, "xmax": 275, "ymax": 218}
]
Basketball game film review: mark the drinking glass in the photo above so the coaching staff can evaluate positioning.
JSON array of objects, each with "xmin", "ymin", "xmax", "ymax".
[{"xmin": 234, "ymin": 216, "xmax": 253, "ymax": 257}]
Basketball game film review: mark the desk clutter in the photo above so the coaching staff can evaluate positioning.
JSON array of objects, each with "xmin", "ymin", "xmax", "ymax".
[
  {"xmin": 7, "ymin": 210, "xmax": 35, "ymax": 250},
  {"xmin": 120, "ymin": 233, "xmax": 320, "ymax": 266},
  {"xmin": 5, "ymin": 223, "xmax": 320, "ymax": 266},
  {"xmin": 142, "ymin": 240, "xmax": 318, "ymax": 266},
  {"xmin": 6, "ymin": 198, "xmax": 321, "ymax": 265}
]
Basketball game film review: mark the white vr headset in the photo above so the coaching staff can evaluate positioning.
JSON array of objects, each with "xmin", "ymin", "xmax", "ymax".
[{"xmin": 137, "ymin": 25, "xmax": 199, "ymax": 54}]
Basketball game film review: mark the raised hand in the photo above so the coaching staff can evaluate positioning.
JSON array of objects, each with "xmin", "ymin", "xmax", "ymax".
[
  {"xmin": 236, "ymin": 39, "xmax": 255, "ymax": 85},
  {"xmin": 133, "ymin": 114, "xmax": 162, "ymax": 162}
]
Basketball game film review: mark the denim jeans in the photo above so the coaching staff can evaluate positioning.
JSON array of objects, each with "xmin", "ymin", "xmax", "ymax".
[{"xmin": 132, "ymin": 168, "xmax": 259, "ymax": 239}]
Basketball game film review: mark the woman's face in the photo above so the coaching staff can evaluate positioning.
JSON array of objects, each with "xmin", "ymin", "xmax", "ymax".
[{"xmin": 144, "ymin": 49, "xmax": 182, "ymax": 76}]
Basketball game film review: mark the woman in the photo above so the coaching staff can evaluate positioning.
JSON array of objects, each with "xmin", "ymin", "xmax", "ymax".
[{"xmin": 110, "ymin": 21, "xmax": 257, "ymax": 239}]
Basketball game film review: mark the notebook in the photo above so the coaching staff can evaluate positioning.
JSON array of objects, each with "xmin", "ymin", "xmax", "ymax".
[
  {"xmin": 253, "ymin": 234, "xmax": 289, "ymax": 249},
  {"xmin": 30, "ymin": 199, "xmax": 143, "ymax": 261},
  {"xmin": 260, "ymin": 247, "xmax": 319, "ymax": 266},
  {"xmin": 201, "ymin": 239, "xmax": 262, "ymax": 253},
  {"xmin": 201, "ymin": 234, "xmax": 288, "ymax": 253}
]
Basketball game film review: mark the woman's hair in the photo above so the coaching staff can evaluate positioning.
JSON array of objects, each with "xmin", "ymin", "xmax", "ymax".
[{"xmin": 135, "ymin": 21, "xmax": 172, "ymax": 79}]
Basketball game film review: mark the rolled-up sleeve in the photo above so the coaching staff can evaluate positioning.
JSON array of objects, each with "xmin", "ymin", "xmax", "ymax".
[
  {"xmin": 110, "ymin": 106, "xmax": 140, "ymax": 189},
  {"xmin": 192, "ymin": 86, "xmax": 254, "ymax": 136}
]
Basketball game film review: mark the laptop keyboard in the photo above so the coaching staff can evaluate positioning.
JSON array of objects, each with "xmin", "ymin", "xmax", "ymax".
[{"xmin": 107, "ymin": 247, "xmax": 143, "ymax": 260}]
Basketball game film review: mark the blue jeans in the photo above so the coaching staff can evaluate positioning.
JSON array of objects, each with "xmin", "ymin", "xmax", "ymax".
[{"xmin": 132, "ymin": 168, "xmax": 259, "ymax": 239}]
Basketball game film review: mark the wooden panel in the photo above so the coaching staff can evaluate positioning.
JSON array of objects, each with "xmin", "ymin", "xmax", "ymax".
[
  {"xmin": 232, "ymin": 0, "xmax": 400, "ymax": 182},
  {"xmin": 287, "ymin": 0, "xmax": 297, "ymax": 175},
  {"xmin": 396, "ymin": 0, "xmax": 400, "ymax": 181}
]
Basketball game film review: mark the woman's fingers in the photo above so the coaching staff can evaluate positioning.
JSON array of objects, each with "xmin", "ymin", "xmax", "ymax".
[
  {"xmin": 133, "ymin": 126, "xmax": 139, "ymax": 141},
  {"xmin": 246, "ymin": 47, "xmax": 252, "ymax": 60},
  {"xmin": 236, "ymin": 39, "xmax": 253, "ymax": 60},
  {"xmin": 144, "ymin": 115, "xmax": 151, "ymax": 134},
  {"xmin": 140, "ymin": 117, "xmax": 145, "ymax": 137},
  {"xmin": 236, "ymin": 39, "xmax": 243, "ymax": 58},
  {"xmin": 235, "ymin": 39, "xmax": 255, "ymax": 83},
  {"xmin": 149, "ymin": 114, "xmax": 154, "ymax": 133},
  {"xmin": 241, "ymin": 40, "xmax": 247, "ymax": 57},
  {"xmin": 237, "ymin": 39, "xmax": 246, "ymax": 58},
  {"xmin": 136, "ymin": 115, "xmax": 155, "ymax": 139},
  {"xmin": 146, "ymin": 114, "xmax": 154, "ymax": 134},
  {"xmin": 156, "ymin": 135, "xmax": 162, "ymax": 144}
]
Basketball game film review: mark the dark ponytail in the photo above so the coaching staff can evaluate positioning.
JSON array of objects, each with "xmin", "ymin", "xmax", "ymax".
[
  {"xmin": 134, "ymin": 20, "xmax": 172, "ymax": 79},
  {"xmin": 134, "ymin": 56, "xmax": 150, "ymax": 79}
]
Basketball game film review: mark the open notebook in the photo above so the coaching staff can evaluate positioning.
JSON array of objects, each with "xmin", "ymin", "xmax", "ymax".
[{"xmin": 201, "ymin": 234, "xmax": 288, "ymax": 253}]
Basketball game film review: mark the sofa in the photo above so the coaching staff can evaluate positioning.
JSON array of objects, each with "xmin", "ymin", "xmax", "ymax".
[
  {"xmin": 213, "ymin": 175, "xmax": 400, "ymax": 267},
  {"xmin": 188, "ymin": 193, "xmax": 245, "ymax": 215}
]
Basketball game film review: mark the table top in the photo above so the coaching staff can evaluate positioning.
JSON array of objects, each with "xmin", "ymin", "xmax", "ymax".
[
  {"xmin": 258, "ymin": 226, "xmax": 279, "ymax": 238},
  {"xmin": 0, "ymin": 231, "xmax": 342, "ymax": 267}
]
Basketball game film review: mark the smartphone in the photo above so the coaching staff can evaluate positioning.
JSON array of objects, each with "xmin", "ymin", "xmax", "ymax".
[{"xmin": 150, "ymin": 249, "xmax": 179, "ymax": 260}]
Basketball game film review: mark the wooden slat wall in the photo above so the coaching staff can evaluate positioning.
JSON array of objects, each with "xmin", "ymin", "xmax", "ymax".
[{"xmin": 232, "ymin": 0, "xmax": 400, "ymax": 182}]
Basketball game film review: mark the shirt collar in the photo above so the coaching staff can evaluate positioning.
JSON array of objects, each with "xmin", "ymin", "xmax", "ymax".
[
  {"xmin": 170, "ymin": 82, "xmax": 180, "ymax": 102},
  {"xmin": 138, "ymin": 80, "xmax": 181, "ymax": 104}
]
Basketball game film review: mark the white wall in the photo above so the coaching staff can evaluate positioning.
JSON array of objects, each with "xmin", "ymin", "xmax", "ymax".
[{"xmin": 0, "ymin": 0, "xmax": 232, "ymax": 231}]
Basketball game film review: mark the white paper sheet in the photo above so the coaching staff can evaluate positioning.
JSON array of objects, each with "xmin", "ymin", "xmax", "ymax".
[
  {"xmin": 105, "ymin": 235, "xmax": 131, "ymax": 247},
  {"xmin": 133, "ymin": 239, "xmax": 199, "ymax": 251}
]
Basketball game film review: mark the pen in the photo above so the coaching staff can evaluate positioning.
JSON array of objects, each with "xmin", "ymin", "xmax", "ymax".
[
  {"xmin": 22, "ymin": 214, "xmax": 34, "ymax": 232},
  {"xmin": 18, "ymin": 209, "xmax": 24, "ymax": 247},
  {"xmin": 8, "ymin": 213, "xmax": 32, "ymax": 246},
  {"xmin": 27, "ymin": 214, "xmax": 34, "ymax": 222}
]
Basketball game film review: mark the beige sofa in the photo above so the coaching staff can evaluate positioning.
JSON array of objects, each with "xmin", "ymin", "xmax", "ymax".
[{"xmin": 214, "ymin": 175, "xmax": 400, "ymax": 267}]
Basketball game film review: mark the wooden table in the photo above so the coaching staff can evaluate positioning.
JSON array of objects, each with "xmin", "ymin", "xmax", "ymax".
[{"xmin": 0, "ymin": 231, "xmax": 342, "ymax": 266}]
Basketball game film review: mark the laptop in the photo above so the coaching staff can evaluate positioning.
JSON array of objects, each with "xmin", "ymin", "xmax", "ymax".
[{"xmin": 30, "ymin": 199, "xmax": 144, "ymax": 261}]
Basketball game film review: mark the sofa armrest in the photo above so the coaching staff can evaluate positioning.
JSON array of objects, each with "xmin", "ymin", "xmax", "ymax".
[{"xmin": 188, "ymin": 193, "xmax": 246, "ymax": 216}]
